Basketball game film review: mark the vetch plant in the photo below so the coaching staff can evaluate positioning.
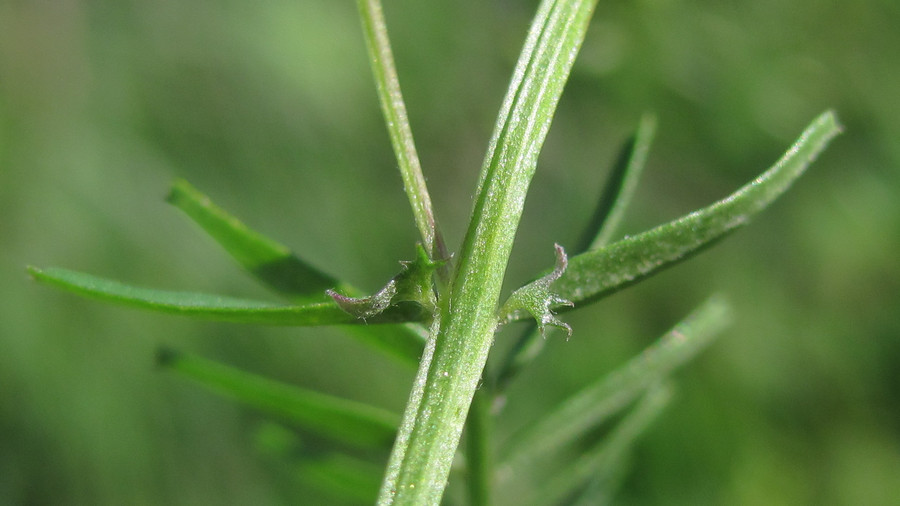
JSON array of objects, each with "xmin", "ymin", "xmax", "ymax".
[{"xmin": 29, "ymin": 0, "xmax": 841, "ymax": 504}]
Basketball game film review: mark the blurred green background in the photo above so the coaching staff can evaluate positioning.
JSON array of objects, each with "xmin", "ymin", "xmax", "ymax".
[{"xmin": 2, "ymin": 0, "xmax": 898, "ymax": 504}]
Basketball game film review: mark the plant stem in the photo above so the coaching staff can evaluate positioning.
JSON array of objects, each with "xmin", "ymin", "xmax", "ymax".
[
  {"xmin": 356, "ymin": 0, "xmax": 448, "ymax": 264},
  {"xmin": 376, "ymin": 1, "xmax": 600, "ymax": 503}
]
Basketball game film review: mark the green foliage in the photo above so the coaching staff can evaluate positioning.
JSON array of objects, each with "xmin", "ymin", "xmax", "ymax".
[
  {"xmin": 536, "ymin": 381, "xmax": 674, "ymax": 505},
  {"xmin": 27, "ymin": 266, "xmax": 363, "ymax": 325},
  {"xmin": 503, "ymin": 111, "xmax": 841, "ymax": 314},
  {"xmin": 166, "ymin": 178, "xmax": 347, "ymax": 303},
  {"xmin": 157, "ymin": 349, "xmax": 399, "ymax": 449},
  {"xmin": 23, "ymin": 0, "xmax": 846, "ymax": 504},
  {"xmin": 499, "ymin": 296, "xmax": 731, "ymax": 470}
]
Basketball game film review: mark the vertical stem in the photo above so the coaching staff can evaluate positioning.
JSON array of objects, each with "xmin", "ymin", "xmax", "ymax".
[{"xmin": 376, "ymin": 1, "xmax": 601, "ymax": 504}]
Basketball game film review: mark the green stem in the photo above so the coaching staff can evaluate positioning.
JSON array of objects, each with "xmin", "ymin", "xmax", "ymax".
[
  {"xmin": 357, "ymin": 0, "xmax": 447, "ymax": 264},
  {"xmin": 376, "ymin": 1, "xmax": 600, "ymax": 503}
]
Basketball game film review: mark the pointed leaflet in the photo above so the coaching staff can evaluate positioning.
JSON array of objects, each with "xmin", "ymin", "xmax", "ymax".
[
  {"xmin": 499, "ymin": 296, "xmax": 731, "ymax": 469},
  {"xmin": 499, "ymin": 243, "xmax": 573, "ymax": 336},
  {"xmin": 158, "ymin": 349, "xmax": 399, "ymax": 449},
  {"xmin": 28, "ymin": 267, "xmax": 423, "ymax": 326},
  {"xmin": 500, "ymin": 111, "xmax": 841, "ymax": 322},
  {"xmin": 329, "ymin": 280, "xmax": 399, "ymax": 320},
  {"xmin": 328, "ymin": 244, "xmax": 444, "ymax": 320}
]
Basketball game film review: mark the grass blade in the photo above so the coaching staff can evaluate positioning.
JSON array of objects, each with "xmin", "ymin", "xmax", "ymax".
[
  {"xmin": 28, "ymin": 266, "xmax": 425, "ymax": 326},
  {"xmin": 167, "ymin": 178, "xmax": 351, "ymax": 303},
  {"xmin": 357, "ymin": 0, "xmax": 446, "ymax": 263},
  {"xmin": 501, "ymin": 111, "xmax": 841, "ymax": 320},
  {"xmin": 499, "ymin": 296, "xmax": 731, "ymax": 469},
  {"xmin": 158, "ymin": 349, "xmax": 399, "ymax": 449}
]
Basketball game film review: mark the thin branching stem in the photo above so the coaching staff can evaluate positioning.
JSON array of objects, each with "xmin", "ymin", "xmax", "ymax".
[{"xmin": 357, "ymin": 0, "xmax": 448, "ymax": 267}]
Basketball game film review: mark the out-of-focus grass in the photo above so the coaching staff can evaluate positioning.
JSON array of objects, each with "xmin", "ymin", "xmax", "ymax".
[{"xmin": 2, "ymin": 0, "xmax": 898, "ymax": 504}]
